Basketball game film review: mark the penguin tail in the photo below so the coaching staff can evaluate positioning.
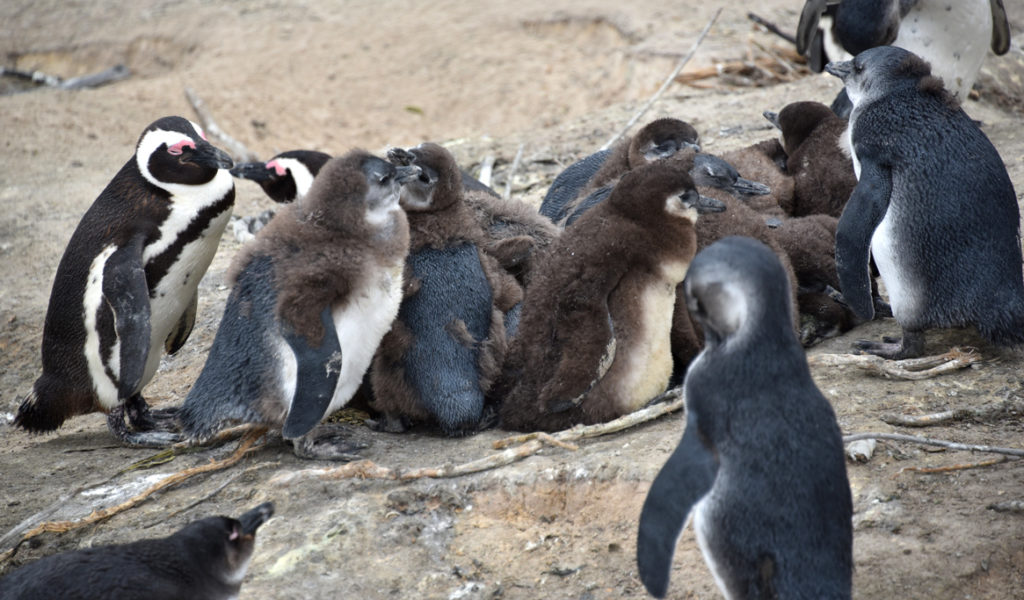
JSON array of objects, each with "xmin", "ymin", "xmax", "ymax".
[{"xmin": 14, "ymin": 376, "xmax": 90, "ymax": 432}]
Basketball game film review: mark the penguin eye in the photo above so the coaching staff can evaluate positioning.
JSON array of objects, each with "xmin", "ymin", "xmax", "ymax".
[
  {"xmin": 166, "ymin": 140, "xmax": 196, "ymax": 156},
  {"xmin": 378, "ymin": 173, "xmax": 392, "ymax": 185}
]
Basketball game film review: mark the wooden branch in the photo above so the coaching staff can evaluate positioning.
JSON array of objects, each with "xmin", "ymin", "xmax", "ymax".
[
  {"xmin": 0, "ymin": 427, "xmax": 267, "ymax": 564},
  {"xmin": 881, "ymin": 395, "xmax": 1024, "ymax": 427},
  {"xmin": 60, "ymin": 64, "xmax": 130, "ymax": 90},
  {"xmin": 807, "ymin": 348, "xmax": 981, "ymax": 380},
  {"xmin": 601, "ymin": 8, "xmax": 721, "ymax": 151},
  {"xmin": 502, "ymin": 143, "xmax": 525, "ymax": 200},
  {"xmin": 0, "ymin": 66, "xmax": 62, "ymax": 87},
  {"xmin": 184, "ymin": 86, "xmax": 259, "ymax": 163},
  {"xmin": 988, "ymin": 500, "xmax": 1024, "ymax": 514},
  {"xmin": 477, "ymin": 155, "xmax": 496, "ymax": 188},
  {"xmin": 747, "ymin": 12, "xmax": 797, "ymax": 45},
  {"xmin": 842, "ymin": 432, "xmax": 1024, "ymax": 458},
  {"xmin": 896, "ymin": 456, "xmax": 1008, "ymax": 477}
]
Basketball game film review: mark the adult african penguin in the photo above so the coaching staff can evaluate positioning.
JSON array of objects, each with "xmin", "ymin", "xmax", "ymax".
[
  {"xmin": 370, "ymin": 143, "xmax": 521, "ymax": 435},
  {"xmin": 826, "ymin": 46, "xmax": 1024, "ymax": 358},
  {"xmin": 178, "ymin": 150, "xmax": 418, "ymax": 459},
  {"xmin": 14, "ymin": 116, "xmax": 234, "ymax": 447},
  {"xmin": 496, "ymin": 160, "xmax": 725, "ymax": 431},
  {"xmin": 637, "ymin": 236, "xmax": 852, "ymax": 600},
  {"xmin": 796, "ymin": 0, "xmax": 1012, "ymax": 115},
  {"xmin": 0, "ymin": 503, "xmax": 274, "ymax": 600},
  {"xmin": 230, "ymin": 149, "xmax": 332, "ymax": 204}
]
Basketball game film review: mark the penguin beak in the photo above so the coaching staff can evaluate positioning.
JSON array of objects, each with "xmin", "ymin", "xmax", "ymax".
[
  {"xmin": 230, "ymin": 161, "xmax": 276, "ymax": 182},
  {"xmin": 237, "ymin": 502, "xmax": 275, "ymax": 536},
  {"xmin": 387, "ymin": 147, "xmax": 416, "ymax": 167},
  {"xmin": 731, "ymin": 177, "xmax": 771, "ymax": 196},
  {"xmin": 824, "ymin": 60, "xmax": 853, "ymax": 81},
  {"xmin": 762, "ymin": 110, "xmax": 781, "ymax": 130},
  {"xmin": 394, "ymin": 164, "xmax": 422, "ymax": 185},
  {"xmin": 682, "ymin": 193, "xmax": 726, "ymax": 214},
  {"xmin": 189, "ymin": 143, "xmax": 234, "ymax": 170}
]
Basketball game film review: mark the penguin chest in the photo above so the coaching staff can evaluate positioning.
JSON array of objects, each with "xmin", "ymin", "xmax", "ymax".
[
  {"xmin": 693, "ymin": 487, "xmax": 738, "ymax": 600},
  {"xmin": 870, "ymin": 205, "xmax": 919, "ymax": 322}
]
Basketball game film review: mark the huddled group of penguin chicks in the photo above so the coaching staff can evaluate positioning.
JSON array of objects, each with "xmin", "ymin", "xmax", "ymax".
[{"xmin": 5, "ymin": 0, "xmax": 1023, "ymax": 598}]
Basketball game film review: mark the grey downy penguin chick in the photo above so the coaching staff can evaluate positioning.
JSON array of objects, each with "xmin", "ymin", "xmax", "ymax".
[
  {"xmin": 827, "ymin": 46, "xmax": 1024, "ymax": 358},
  {"xmin": 637, "ymin": 236, "xmax": 852, "ymax": 600},
  {"xmin": 797, "ymin": 0, "xmax": 1012, "ymax": 115},
  {"xmin": 463, "ymin": 189, "xmax": 559, "ymax": 286},
  {"xmin": 370, "ymin": 143, "xmax": 521, "ymax": 435},
  {"xmin": 0, "ymin": 503, "xmax": 274, "ymax": 600},
  {"xmin": 179, "ymin": 150, "xmax": 417, "ymax": 459},
  {"xmin": 496, "ymin": 160, "xmax": 724, "ymax": 431},
  {"xmin": 15, "ymin": 116, "xmax": 234, "ymax": 447}
]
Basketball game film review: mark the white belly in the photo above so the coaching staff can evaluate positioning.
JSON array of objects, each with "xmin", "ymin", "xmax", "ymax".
[
  {"xmin": 870, "ymin": 209, "xmax": 916, "ymax": 321},
  {"xmin": 693, "ymin": 486, "xmax": 734, "ymax": 600}
]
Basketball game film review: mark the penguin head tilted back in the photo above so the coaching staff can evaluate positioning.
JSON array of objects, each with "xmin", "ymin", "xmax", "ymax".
[
  {"xmin": 182, "ymin": 502, "xmax": 275, "ymax": 588},
  {"xmin": 230, "ymin": 149, "xmax": 332, "ymax": 203},
  {"xmin": 628, "ymin": 118, "xmax": 701, "ymax": 167},
  {"xmin": 135, "ymin": 116, "xmax": 234, "ymax": 196},
  {"xmin": 683, "ymin": 236, "xmax": 796, "ymax": 349},
  {"xmin": 825, "ymin": 46, "xmax": 948, "ymax": 109},
  {"xmin": 608, "ymin": 159, "xmax": 726, "ymax": 231},
  {"xmin": 387, "ymin": 142, "xmax": 463, "ymax": 212},
  {"xmin": 763, "ymin": 101, "xmax": 839, "ymax": 156}
]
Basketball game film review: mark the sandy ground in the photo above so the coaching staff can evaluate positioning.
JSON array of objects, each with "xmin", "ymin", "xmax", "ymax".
[{"xmin": 3, "ymin": 1, "xmax": 1024, "ymax": 598}]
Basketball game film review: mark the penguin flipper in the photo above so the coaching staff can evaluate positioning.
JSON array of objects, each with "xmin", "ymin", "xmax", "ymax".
[
  {"xmin": 281, "ymin": 306, "xmax": 343, "ymax": 439},
  {"xmin": 541, "ymin": 299, "xmax": 617, "ymax": 413},
  {"xmin": 835, "ymin": 157, "xmax": 891, "ymax": 321},
  {"xmin": 103, "ymin": 245, "xmax": 152, "ymax": 398},
  {"xmin": 796, "ymin": 0, "xmax": 829, "ymax": 56},
  {"xmin": 164, "ymin": 290, "xmax": 198, "ymax": 355},
  {"xmin": 990, "ymin": 0, "xmax": 1011, "ymax": 55},
  {"xmin": 637, "ymin": 414, "xmax": 718, "ymax": 598}
]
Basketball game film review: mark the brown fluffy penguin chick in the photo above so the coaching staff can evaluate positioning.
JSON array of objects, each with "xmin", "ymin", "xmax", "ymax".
[
  {"xmin": 497, "ymin": 161, "xmax": 722, "ymax": 432},
  {"xmin": 370, "ymin": 143, "xmax": 521, "ymax": 435},
  {"xmin": 719, "ymin": 139, "xmax": 794, "ymax": 217},
  {"xmin": 463, "ymin": 189, "xmax": 559, "ymax": 285},
  {"xmin": 767, "ymin": 101, "xmax": 856, "ymax": 218}
]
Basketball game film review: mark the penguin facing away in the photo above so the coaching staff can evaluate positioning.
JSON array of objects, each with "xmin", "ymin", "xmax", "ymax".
[
  {"xmin": 15, "ymin": 116, "xmax": 234, "ymax": 447},
  {"xmin": 826, "ymin": 46, "xmax": 1024, "ymax": 358},
  {"xmin": 179, "ymin": 150, "xmax": 419, "ymax": 459},
  {"xmin": 0, "ymin": 503, "xmax": 274, "ymax": 600},
  {"xmin": 637, "ymin": 236, "xmax": 852, "ymax": 600},
  {"xmin": 230, "ymin": 149, "xmax": 332, "ymax": 204},
  {"xmin": 496, "ymin": 160, "xmax": 725, "ymax": 432},
  {"xmin": 463, "ymin": 189, "xmax": 559, "ymax": 286},
  {"xmin": 370, "ymin": 143, "xmax": 520, "ymax": 435}
]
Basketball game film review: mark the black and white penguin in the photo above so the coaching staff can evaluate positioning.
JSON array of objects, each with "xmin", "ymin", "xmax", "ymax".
[
  {"xmin": 14, "ymin": 116, "xmax": 234, "ymax": 447},
  {"xmin": 637, "ymin": 236, "xmax": 852, "ymax": 600},
  {"xmin": 230, "ymin": 149, "xmax": 332, "ymax": 204},
  {"xmin": 826, "ymin": 46, "xmax": 1024, "ymax": 358},
  {"xmin": 178, "ymin": 150, "xmax": 418, "ymax": 459},
  {"xmin": 496, "ymin": 160, "xmax": 725, "ymax": 431},
  {"xmin": 370, "ymin": 143, "xmax": 521, "ymax": 435},
  {"xmin": 0, "ymin": 502, "xmax": 274, "ymax": 600},
  {"xmin": 797, "ymin": 0, "xmax": 1012, "ymax": 114}
]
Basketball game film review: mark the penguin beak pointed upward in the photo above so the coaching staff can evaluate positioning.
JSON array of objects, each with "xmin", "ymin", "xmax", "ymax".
[
  {"xmin": 824, "ymin": 60, "xmax": 853, "ymax": 81},
  {"xmin": 762, "ymin": 110, "xmax": 781, "ymax": 130},
  {"xmin": 394, "ymin": 164, "xmax": 422, "ymax": 185},
  {"xmin": 230, "ymin": 161, "xmax": 276, "ymax": 182},
  {"xmin": 237, "ymin": 502, "xmax": 275, "ymax": 536},
  {"xmin": 188, "ymin": 143, "xmax": 234, "ymax": 170}
]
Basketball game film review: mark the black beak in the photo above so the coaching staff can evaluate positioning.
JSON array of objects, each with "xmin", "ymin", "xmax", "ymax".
[
  {"xmin": 237, "ymin": 502, "xmax": 275, "ymax": 536},
  {"xmin": 230, "ymin": 161, "xmax": 276, "ymax": 182},
  {"xmin": 394, "ymin": 164, "xmax": 422, "ymax": 185},
  {"xmin": 387, "ymin": 147, "xmax": 416, "ymax": 166},
  {"xmin": 732, "ymin": 177, "xmax": 771, "ymax": 196},
  {"xmin": 189, "ymin": 142, "xmax": 234, "ymax": 170},
  {"xmin": 682, "ymin": 193, "xmax": 726, "ymax": 214},
  {"xmin": 762, "ymin": 110, "xmax": 781, "ymax": 130},
  {"xmin": 824, "ymin": 60, "xmax": 853, "ymax": 81}
]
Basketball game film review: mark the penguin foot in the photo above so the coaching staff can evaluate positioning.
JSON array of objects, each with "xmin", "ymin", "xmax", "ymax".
[
  {"xmin": 854, "ymin": 329, "xmax": 925, "ymax": 360},
  {"xmin": 125, "ymin": 394, "xmax": 181, "ymax": 433},
  {"xmin": 291, "ymin": 425, "xmax": 369, "ymax": 461},
  {"xmin": 106, "ymin": 406, "xmax": 182, "ymax": 447},
  {"xmin": 873, "ymin": 297, "xmax": 893, "ymax": 318},
  {"xmin": 365, "ymin": 413, "xmax": 410, "ymax": 434}
]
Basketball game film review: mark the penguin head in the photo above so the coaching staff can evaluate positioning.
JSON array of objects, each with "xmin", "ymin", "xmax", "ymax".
[
  {"xmin": 135, "ymin": 116, "xmax": 234, "ymax": 190},
  {"xmin": 628, "ymin": 118, "xmax": 701, "ymax": 168},
  {"xmin": 764, "ymin": 101, "xmax": 836, "ymax": 156},
  {"xmin": 387, "ymin": 142, "xmax": 463, "ymax": 212},
  {"xmin": 609, "ymin": 161, "xmax": 725, "ymax": 228},
  {"xmin": 690, "ymin": 153, "xmax": 770, "ymax": 197},
  {"xmin": 683, "ymin": 236, "xmax": 794, "ymax": 348},
  {"xmin": 230, "ymin": 150, "xmax": 330, "ymax": 203},
  {"xmin": 301, "ymin": 150, "xmax": 419, "ymax": 230},
  {"xmin": 175, "ymin": 502, "xmax": 274, "ymax": 588},
  {"xmin": 825, "ymin": 46, "xmax": 936, "ymax": 109}
]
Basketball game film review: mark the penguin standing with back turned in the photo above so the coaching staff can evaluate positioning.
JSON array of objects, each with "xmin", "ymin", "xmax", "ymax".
[
  {"xmin": 826, "ymin": 46, "xmax": 1024, "ymax": 359},
  {"xmin": 0, "ymin": 503, "xmax": 274, "ymax": 600},
  {"xmin": 637, "ymin": 236, "xmax": 852, "ymax": 600},
  {"xmin": 15, "ymin": 116, "xmax": 234, "ymax": 447},
  {"xmin": 179, "ymin": 150, "xmax": 419, "ymax": 459}
]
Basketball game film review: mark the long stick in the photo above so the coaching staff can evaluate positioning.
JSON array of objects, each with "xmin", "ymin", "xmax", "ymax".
[
  {"xmin": 842, "ymin": 432, "xmax": 1024, "ymax": 458},
  {"xmin": 184, "ymin": 87, "xmax": 259, "ymax": 163}
]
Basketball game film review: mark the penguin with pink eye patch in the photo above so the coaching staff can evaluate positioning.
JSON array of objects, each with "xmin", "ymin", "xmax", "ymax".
[
  {"xmin": 230, "ymin": 150, "xmax": 332, "ymax": 204},
  {"xmin": 15, "ymin": 116, "xmax": 235, "ymax": 447}
]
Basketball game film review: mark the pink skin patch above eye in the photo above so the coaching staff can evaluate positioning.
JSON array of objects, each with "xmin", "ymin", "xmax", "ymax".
[
  {"xmin": 229, "ymin": 525, "xmax": 240, "ymax": 541},
  {"xmin": 167, "ymin": 139, "xmax": 197, "ymax": 156},
  {"xmin": 266, "ymin": 160, "xmax": 287, "ymax": 176}
]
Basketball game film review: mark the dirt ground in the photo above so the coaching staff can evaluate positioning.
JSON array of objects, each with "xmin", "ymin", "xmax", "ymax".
[{"xmin": 3, "ymin": 1, "xmax": 1024, "ymax": 598}]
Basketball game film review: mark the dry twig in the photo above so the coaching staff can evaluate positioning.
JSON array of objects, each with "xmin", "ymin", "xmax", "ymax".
[
  {"xmin": 807, "ymin": 348, "xmax": 981, "ymax": 380},
  {"xmin": 988, "ymin": 500, "xmax": 1024, "ymax": 514},
  {"xmin": 895, "ymin": 456, "xmax": 1008, "ymax": 477},
  {"xmin": 842, "ymin": 432, "xmax": 1024, "ymax": 458},
  {"xmin": 881, "ymin": 395, "xmax": 1024, "ymax": 427},
  {"xmin": 503, "ymin": 143, "xmax": 525, "ymax": 200},
  {"xmin": 184, "ymin": 86, "xmax": 259, "ymax": 163}
]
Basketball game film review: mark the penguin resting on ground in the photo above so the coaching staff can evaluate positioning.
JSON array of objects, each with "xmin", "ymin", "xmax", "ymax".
[
  {"xmin": 370, "ymin": 143, "xmax": 520, "ymax": 435},
  {"xmin": 0, "ymin": 503, "xmax": 274, "ymax": 600},
  {"xmin": 636, "ymin": 236, "xmax": 852, "ymax": 600},
  {"xmin": 15, "ymin": 116, "xmax": 234, "ymax": 447},
  {"xmin": 826, "ymin": 46, "xmax": 1024, "ymax": 359},
  {"xmin": 179, "ymin": 150, "xmax": 418, "ymax": 459},
  {"xmin": 496, "ymin": 159, "xmax": 725, "ymax": 431}
]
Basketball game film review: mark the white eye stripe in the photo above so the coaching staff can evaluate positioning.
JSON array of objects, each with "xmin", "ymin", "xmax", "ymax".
[{"xmin": 136, "ymin": 129, "xmax": 197, "ymax": 186}]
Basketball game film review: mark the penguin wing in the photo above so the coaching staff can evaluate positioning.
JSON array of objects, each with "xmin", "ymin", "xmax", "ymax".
[
  {"xmin": 796, "ymin": 0, "xmax": 830, "ymax": 55},
  {"xmin": 835, "ymin": 156, "xmax": 892, "ymax": 321},
  {"xmin": 539, "ymin": 149, "xmax": 612, "ymax": 222},
  {"xmin": 102, "ymin": 243, "xmax": 152, "ymax": 398},
  {"xmin": 990, "ymin": 0, "xmax": 1011, "ymax": 55},
  {"xmin": 280, "ymin": 306, "xmax": 343, "ymax": 439},
  {"xmin": 164, "ymin": 290, "xmax": 198, "ymax": 355},
  {"xmin": 637, "ymin": 412, "xmax": 718, "ymax": 599}
]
